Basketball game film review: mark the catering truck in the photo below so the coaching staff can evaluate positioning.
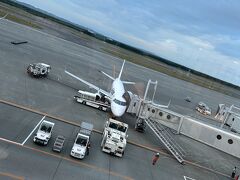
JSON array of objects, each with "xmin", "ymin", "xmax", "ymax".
[
  {"xmin": 70, "ymin": 122, "xmax": 93, "ymax": 159},
  {"xmin": 74, "ymin": 90, "xmax": 110, "ymax": 111},
  {"xmin": 33, "ymin": 120, "xmax": 54, "ymax": 145},
  {"xmin": 101, "ymin": 118, "xmax": 128, "ymax": 157}
]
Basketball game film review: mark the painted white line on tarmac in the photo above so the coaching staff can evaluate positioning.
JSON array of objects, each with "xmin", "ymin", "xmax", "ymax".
[{"xmin": 21, "ymin": 115, "xmax": 46, "ymax": 145}]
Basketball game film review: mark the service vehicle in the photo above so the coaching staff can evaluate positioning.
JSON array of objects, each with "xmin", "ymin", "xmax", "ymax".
[
  {"xmin": 27, "ymin": 63, "xmax": 51, "ymax": 77},
  {"xmin": 196, "ymin": 102, "xmax": 212, "ymax": 115},
  {"xmin": 135, "ymin": 118, "xmax": 146, "ymax": 132},
  {"xmin": 74, "ymin": 90, "xmax": 110, "ymax": 111},
  {"xmin": 70, "ymin": 122, "xmax": 93, "ymax": 159},
  {"xmin": 52, "ymin": 135, "xmax": 65, "ymax": 152},
  {"xmin": 33, "ymin": 120, "xmax": 54, "ymax": 145},
  {"xmin": 101, "ymin": 118, "xmax": 128, "ymax": 157},
  {"xmin": 185, "ymin": 96, "xmax": 192, "ymax": 102}
]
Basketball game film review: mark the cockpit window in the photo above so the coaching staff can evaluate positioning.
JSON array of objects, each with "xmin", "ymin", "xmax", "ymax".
[{"xmin": 113, "ymin": 99, "xmax": 126, "ymax": 106}]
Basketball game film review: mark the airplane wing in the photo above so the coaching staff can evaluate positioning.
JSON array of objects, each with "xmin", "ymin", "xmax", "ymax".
[
  {"xmin": 122, "ymin": 81, "xmax": 135, "ymax": 85},
  {"xmin": 65, "ymin": 70, "xmax": 112, "ymax": 98}
]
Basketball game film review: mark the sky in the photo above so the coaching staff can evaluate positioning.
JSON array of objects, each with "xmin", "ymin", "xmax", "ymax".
[{"xmin": 18, "ymin": 0, "xmax": 240, "ymax": 86}]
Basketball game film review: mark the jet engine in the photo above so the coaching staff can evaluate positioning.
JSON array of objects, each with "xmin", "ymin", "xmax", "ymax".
[{"xmin": 122, "ymin": 91, "xmax": 133, "ymax": 110}]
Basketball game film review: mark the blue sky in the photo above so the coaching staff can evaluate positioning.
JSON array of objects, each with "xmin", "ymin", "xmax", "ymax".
[{"xmin": 19, "ymin": 0, "xmax": 240, "ymax": 86}]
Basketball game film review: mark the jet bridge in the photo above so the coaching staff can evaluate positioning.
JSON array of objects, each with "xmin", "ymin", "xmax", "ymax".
[
  {"xmin": 127, "ymin": 80, "xmax": 186, "ymax": 163},
  {"xmin": 127, "ymin": 81, "xmax": 240, "ymax": 160}
]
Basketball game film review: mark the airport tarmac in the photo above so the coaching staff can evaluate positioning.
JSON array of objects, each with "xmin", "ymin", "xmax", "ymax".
[
  {"xmin": 0, "ymin": 19, "xmax": 240, "ymax": 179},
  {"xmin": 0, "ymin": 103, "xmax": 232, "ymax": 180}
]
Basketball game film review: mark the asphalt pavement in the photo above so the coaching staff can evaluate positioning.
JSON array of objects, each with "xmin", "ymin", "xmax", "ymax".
[{"xmin": 0, "ymin": 19, "xmax": 239, "ymax": 180}]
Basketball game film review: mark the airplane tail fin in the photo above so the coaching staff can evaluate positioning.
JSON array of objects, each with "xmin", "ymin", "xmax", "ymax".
[
  {"xmin": 100, "ymin": 71, "xmax": 115, "ymax": 80},
  {"xmin": 100, "ymin": 60, "xmax": 125, "ymax": 80},
  {"xmin": 118, "ymin": 60, "xmax": 125, "ymax": 79},
  {"xmin": 100, "ymin": 59, "xmax": 135, "ymax": 84}
]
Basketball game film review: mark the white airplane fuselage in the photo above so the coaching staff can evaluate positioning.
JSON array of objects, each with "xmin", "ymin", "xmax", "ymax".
[
  {"xmin": 65, "ymin": 60, "xmax": 170, "ymax": 118},
  {"xmin": 65, "ymin": 60, "xmax": 134, "ymax": 118},
  {"xmin": 110, "ymin": 78, "xmax": 127, "ymax": 117}
]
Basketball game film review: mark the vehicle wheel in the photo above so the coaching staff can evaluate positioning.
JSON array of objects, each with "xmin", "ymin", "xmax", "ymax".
[
  {"xmin": 82, "ymin": 101, "xmax": 86, "ymax": 105},
  {"xmin": 99, "ymin": 106, "xmax": 102, "ymax": 110}
]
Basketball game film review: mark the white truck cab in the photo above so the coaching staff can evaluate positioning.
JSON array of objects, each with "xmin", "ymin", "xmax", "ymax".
[
  {"xmin": 33, "ymin": 120, "xmax": 54, "ymax": 145},
  {"xmin": 70, "ymin": 122, "xmax": 93, "ymax": 159},
  {"xmin": 101, "ymin": 118, "xmax": 128, "ymax": 157}
]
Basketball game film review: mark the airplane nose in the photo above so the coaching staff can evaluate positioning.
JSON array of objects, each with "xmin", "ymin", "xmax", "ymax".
[
  {"xmin": 111, "ymin": 108, "xmax": 122, "ymax": 117},
  {"xmin": 111, "ymin": 104, "xmax": 125, "ymax": 117}
]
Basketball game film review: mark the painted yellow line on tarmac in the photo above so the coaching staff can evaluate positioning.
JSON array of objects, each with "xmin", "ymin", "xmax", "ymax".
[
  {"xmin": 0, "ymin": 138, "xmax": 134, "ymax": 180},
  {"xmin": 0, "ymin": 137, "xmax": 22, "ymax": 146},
  {"xmin": 128, "ymin": 140, "xmax": 170, "ymax": 156},
  {"xmin": 184, "ymin": 160, "xmax": 229, "ymax": 178},
  {"xmin": 0, "ymin": 171, "xmax": 25, "ymax": 180},
  {"xmin": 0, "ymin": 99, "xmax": 81, "ymax": 129},
  {"xmin": 24, "ymin": 145, "xmax": 134, "ymax": 180},
  {"xmin": 0, "ymin": 99, "xmax": 230, "ymax": 178},
  {"xmin": 0, "ymin": 99, "xmax": 175, "ymax": 156}
]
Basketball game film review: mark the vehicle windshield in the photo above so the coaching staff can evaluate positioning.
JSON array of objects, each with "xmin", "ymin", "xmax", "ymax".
[
  {"xmin": 113, "ymin": 98, "xmax": 126, "ymax": 106},
  {"xmin": 76, "ymin": 137, "xmax": 87, "ymax": 146},
  {"xmin": 109, "ymin": 122, "xmax": 127, "ymax": 133},
  {"xmin": 40, "ymin": 123, "xmax": 52, "ymax": 133}
]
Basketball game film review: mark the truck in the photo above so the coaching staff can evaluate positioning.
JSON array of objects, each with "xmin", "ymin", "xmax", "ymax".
[
  {"xmin": 196, "ymin": 102, "xmax": 212, "ymax": 115},
  {"xmin": 74, "ymin": 90, "xmax": 110, "ymax": 111},
  {"xmin": 33, "ymin": 120, "xmax": 54, "ymax": 145},
  {"xmin": 101, "ymin": 118, "xmax": 128, "ymax": 157},
  {"xmin": 27, "ymin": 63, "xmax": 51, "ymax": 77},
  {"xmin": 70, "ymin": 122, "xmax": 93, "ymax": 159}
]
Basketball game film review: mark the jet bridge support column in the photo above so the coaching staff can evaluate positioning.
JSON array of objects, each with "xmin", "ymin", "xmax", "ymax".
[
  {"xmin": 132, "ymin": 79, "xmax": 186, "ymax": 163},
  {"xmin": 135, "ymin": 80, "xmax": 158, "ymax": 132},
  {"xmin": 143, "ymin": 79, "xmax": 158, "ymax": 102}
]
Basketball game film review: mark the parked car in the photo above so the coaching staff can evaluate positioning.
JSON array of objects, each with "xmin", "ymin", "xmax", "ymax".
[
  {"xmin": 52, "ymin": 135, "xmax": 65, "ymax": 152},
  {"xmin": 33, "ymin": 120, "xmax": 54, "ymax": 145}
]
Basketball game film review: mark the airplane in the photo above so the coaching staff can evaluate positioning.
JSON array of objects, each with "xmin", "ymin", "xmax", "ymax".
[
  {"xmin": 0, "ymin": 13, "xmax": 8, "ymax": 20},
  {"xmin": 65, "ymin": 60, "xmax": 169, "ymax": 117}
]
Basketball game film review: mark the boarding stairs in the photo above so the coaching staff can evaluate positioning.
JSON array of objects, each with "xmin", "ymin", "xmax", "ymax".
[{"xmin": 145, "ymin": 118, "xmax": 186, "ymax": 164}]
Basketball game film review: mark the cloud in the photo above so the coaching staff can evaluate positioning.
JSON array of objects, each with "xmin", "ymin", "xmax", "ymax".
[
  {"xmin": 233, "ymin": 61, "xmax": 239, "ymax": 65},
  {"xmin": 18, "ymin": 0, "xmax": 240, "ymax": 85}
]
